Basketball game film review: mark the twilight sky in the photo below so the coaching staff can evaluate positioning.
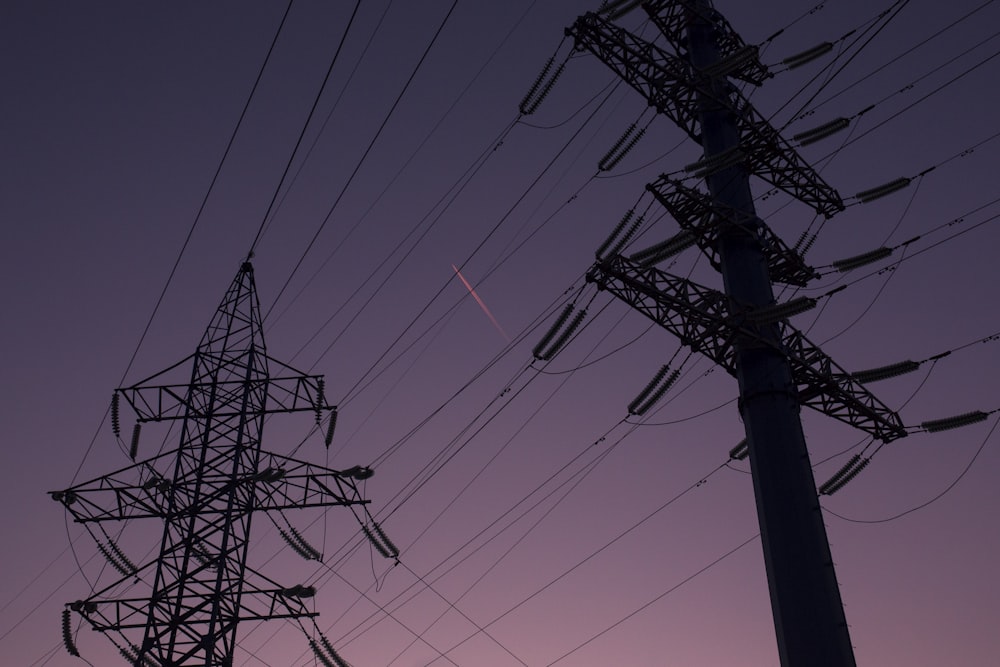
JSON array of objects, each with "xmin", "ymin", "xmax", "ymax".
[{"xmin": 2, "ymin": 1, "xmax": 999, "ymax": 665}]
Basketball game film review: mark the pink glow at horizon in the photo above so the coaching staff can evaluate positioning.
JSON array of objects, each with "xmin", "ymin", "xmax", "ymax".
[{"xmin": 1, "ymin": 1, "xmax": 999, "ymax": 666}]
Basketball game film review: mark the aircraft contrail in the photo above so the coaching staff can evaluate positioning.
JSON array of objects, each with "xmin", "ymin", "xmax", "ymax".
[{"xmin": 452, "ymin": 264, "xmax": 511, "ymax": 342}]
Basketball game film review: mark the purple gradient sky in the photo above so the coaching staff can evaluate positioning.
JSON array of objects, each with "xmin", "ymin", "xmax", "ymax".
[{"xmin": 2, "ymin": 1, "xmax": 999, "ymax": 665}]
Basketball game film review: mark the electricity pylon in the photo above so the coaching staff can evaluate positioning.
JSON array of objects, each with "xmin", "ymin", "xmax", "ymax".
[
  {"xmin": 556, "ymin": 2, "xmax": 907, "ymax": 665},
  {"xmin": 53, "ymin": 261, "xmax": 392, "ymax": 666}
]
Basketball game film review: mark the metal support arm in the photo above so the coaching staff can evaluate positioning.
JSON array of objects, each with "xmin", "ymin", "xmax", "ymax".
[
  {"xmin": 642, "ymin": 0, "xmax": 772, "ymax": 85},
  {"xmin": 587, "ymin": 254, "xmax": 907, "ymax": 442},
  {"xmin": 566, "ymin": 12, "xmax": 844, "ymax": 217},
  {"xmin": 52, "ymin": 450, "xmax": 370, "ymax": 523},
  {"xmin": 644, "ymin": 176, "xmax": 819, "ymax": 286}
]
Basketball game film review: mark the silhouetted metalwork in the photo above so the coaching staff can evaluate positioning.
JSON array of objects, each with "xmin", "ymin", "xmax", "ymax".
[
  {"xmin": 587, "ymin": 255, "xmax": 907, "ymax": 442},
  {"xmin": 560, "ymin": 2, "xmax": 906, "ymax": 665},
  {"xmin": 643, "ymin": 177, "xmax": 819, "ymax": 286},
  {"xmin": 641, "ymin": 0, "xmax": 772, "ymax": 85},
  {"xmin": 565, "ymin": 11, "xmax": 844, "ymax": 218},
  {"xmin": 53, "ymin": 262, "xmax": 383, "ymax": 666}
]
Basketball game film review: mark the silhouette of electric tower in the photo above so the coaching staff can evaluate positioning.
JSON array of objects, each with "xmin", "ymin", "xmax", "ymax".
[
  {"xmin": 53, "ymin": 262, "xmax": 394, "ymax": 666},
  {"xmin": 529, "ymin": 2, "xmax": 910, "ymax": 665}
]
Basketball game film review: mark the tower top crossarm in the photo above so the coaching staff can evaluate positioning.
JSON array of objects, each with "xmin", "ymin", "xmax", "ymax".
[
  {"xmin": 565, "ymin": 11, "xmax": 844, "ymax": 218},
  {"xmin": 642, "ymin": 0, "xmax": 772, "ymax": 85}
]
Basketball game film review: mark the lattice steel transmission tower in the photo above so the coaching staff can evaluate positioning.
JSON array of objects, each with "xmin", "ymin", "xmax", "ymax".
[
  {"xmin": 530, "ymin": 1, "xmax": 909, "ymax": 665},
  {"xmin": 53, "ymin": 262, "xmax": 394, "ymax": 666}
]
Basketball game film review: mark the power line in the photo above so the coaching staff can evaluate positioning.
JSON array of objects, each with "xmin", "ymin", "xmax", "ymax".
[
  {"xmin": 262, "ymin": 0, "xmax": 461, "ymax": 320},
  {"xmin": 246, "ymin": 0, "xmax": 363, "ymax": 258},
  {"xmin": 68, "ymin": 0, "xmax": 297, "ymax": 485}
]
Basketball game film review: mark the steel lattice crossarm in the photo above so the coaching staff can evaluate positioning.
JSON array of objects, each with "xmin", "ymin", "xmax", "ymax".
[
  {"xmin": 587, "ymin": 254, "xmax": 907, "ymax": 442},
  {"xmin": 565, "ymin": 12, "xmax": 844, "ymax": 218},
  {"xmin": 118, "ymin": 355, "xmax": 330, "ymax": 423},
  {"xmin": 51, "ymin": 452, "xmax": 372, "ymax": 523},
  {"xmin": 643, "ymin": 176, "xmax": 819, "ymax": 286},
  {"xmin": 69, "ymin": 567, "xmax": 320, "ymax": 666},
  {"xmin": 642, "ymin": 0, "xmax": 771, "ymax": 85},
  {"xmin": 71, "ymin": 578, "xmax": 317, "ymax": 633}
]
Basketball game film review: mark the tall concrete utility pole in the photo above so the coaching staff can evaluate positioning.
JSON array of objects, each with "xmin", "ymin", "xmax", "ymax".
[
  {"xmin": 683, "ymin": 4, "xmax": 856, "ymax": 664},
  {"xmin": 547, "ymin": 2, "xmax": 909, "ymax": 664}
]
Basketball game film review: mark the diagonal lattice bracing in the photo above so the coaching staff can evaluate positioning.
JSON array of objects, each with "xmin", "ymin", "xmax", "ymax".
[
  {"xmin": 587, "ymin": 254, "xmax": 907, "ymax": 442},
  {"xmin": 642, "ymin": 0, "xmax": 772, "ymax": 85},
  {"xmin": 565, "ymin": 12, "xmax": 844, "ymax": 218},
  {"xmin": 54, "ymin": 262, "xmax": 390, "ymax": 666},
  {"xmin": 642, "ymin": 176, "xmax": 819, "ymax": 286}
]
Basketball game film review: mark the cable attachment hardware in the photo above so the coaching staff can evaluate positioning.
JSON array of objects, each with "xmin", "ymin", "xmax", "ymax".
[
  {"xmin": 62, "ymin": 608, "xmax": 80, "ymax": 657},
  {"xmin": 325, "ymin": 407, "xmax": 338, "ymax": 448},
  {"xmin": 119, "ymin": 644, "xmax": 145, "ymax": 666},
  {"xmin": 532, "ymin": 305, "xmax": 587, "ymax": 361},
  {"xmin": 729, "ymin": 438, "xmax": 749, "ymax": 461},
  {"xmin": 684, "ymin": 146, "xmax": 746, "ymax": 179},
  {"xmin": 129, "ymin": 423, "xmax": 142, "ymax": 461},
  {"xmin": 111, "ymin": 392, "xmax": 121, "ymax": 438},
  {"xmin": 599, "ymin": 125, "xmax": 646, "ymax": 172},
  {"xmin": 279, "ymin": 527, "xmax": 321, "ymax": 561},
  {"xmin": 832, "ymin": 246, "xmax": 893, "ymax": 272},
  {"xmin": 702, "ymin": 44, "xmax": 761, "ymax": 80},
  {"xmin": 819, "ymin": 455, "xmax": 870, "ymax": 495},
  {"xmin": 315, "ymin": 377, "xmax": 325, "ymax": 425},
  {"xmin": 782, "ymin": 42, "xmax": 834, "ymax": 69},
  {"xmin": 290, "ymin": 525, "xmax": 323, "ymax": 561},
  {"xmin": 596, "ymin": 208, "xmax": 644, "ymax": 260},
  {"xmin": 628, "ymin": 365, "xmax": 680, "ymax": 416},
  {"xmin": 310, "ymin": 634, "xmax": 351, "ymax": 667},
  {"xmin": 362, "ymin": 521, "xmax": 400, "ymax": 559},
  {"xmin": 851, "ymin": 360, "xmax": 920, "ymax": 384},
  {"xmin": 98, "ymin": 538, "xmax": 138, "ymax": 577},
  {"xmin": 746, "ymin": 296, "xmax": 817, "ymax": 325},
  {"xmin": 920, "ymin": 410, "xmax": 989, "ymax": 433},
  {"xmin": 855, "ymin": 177, "xmax": 911, "ymax": 204},
  {"xmin": 629, "ymin": 230, "xmax": 698, "ymax": 267},
  {"xmin": 519, "ymin": 58, "xmax": 566, "ymax": 115},
  {"xmin": 793, "ymin": 117, "xmax": 850, "ymax": 146},
  {"xmin": 598, "ymin": 0, "xmax": 644, "ymax": 19}
]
